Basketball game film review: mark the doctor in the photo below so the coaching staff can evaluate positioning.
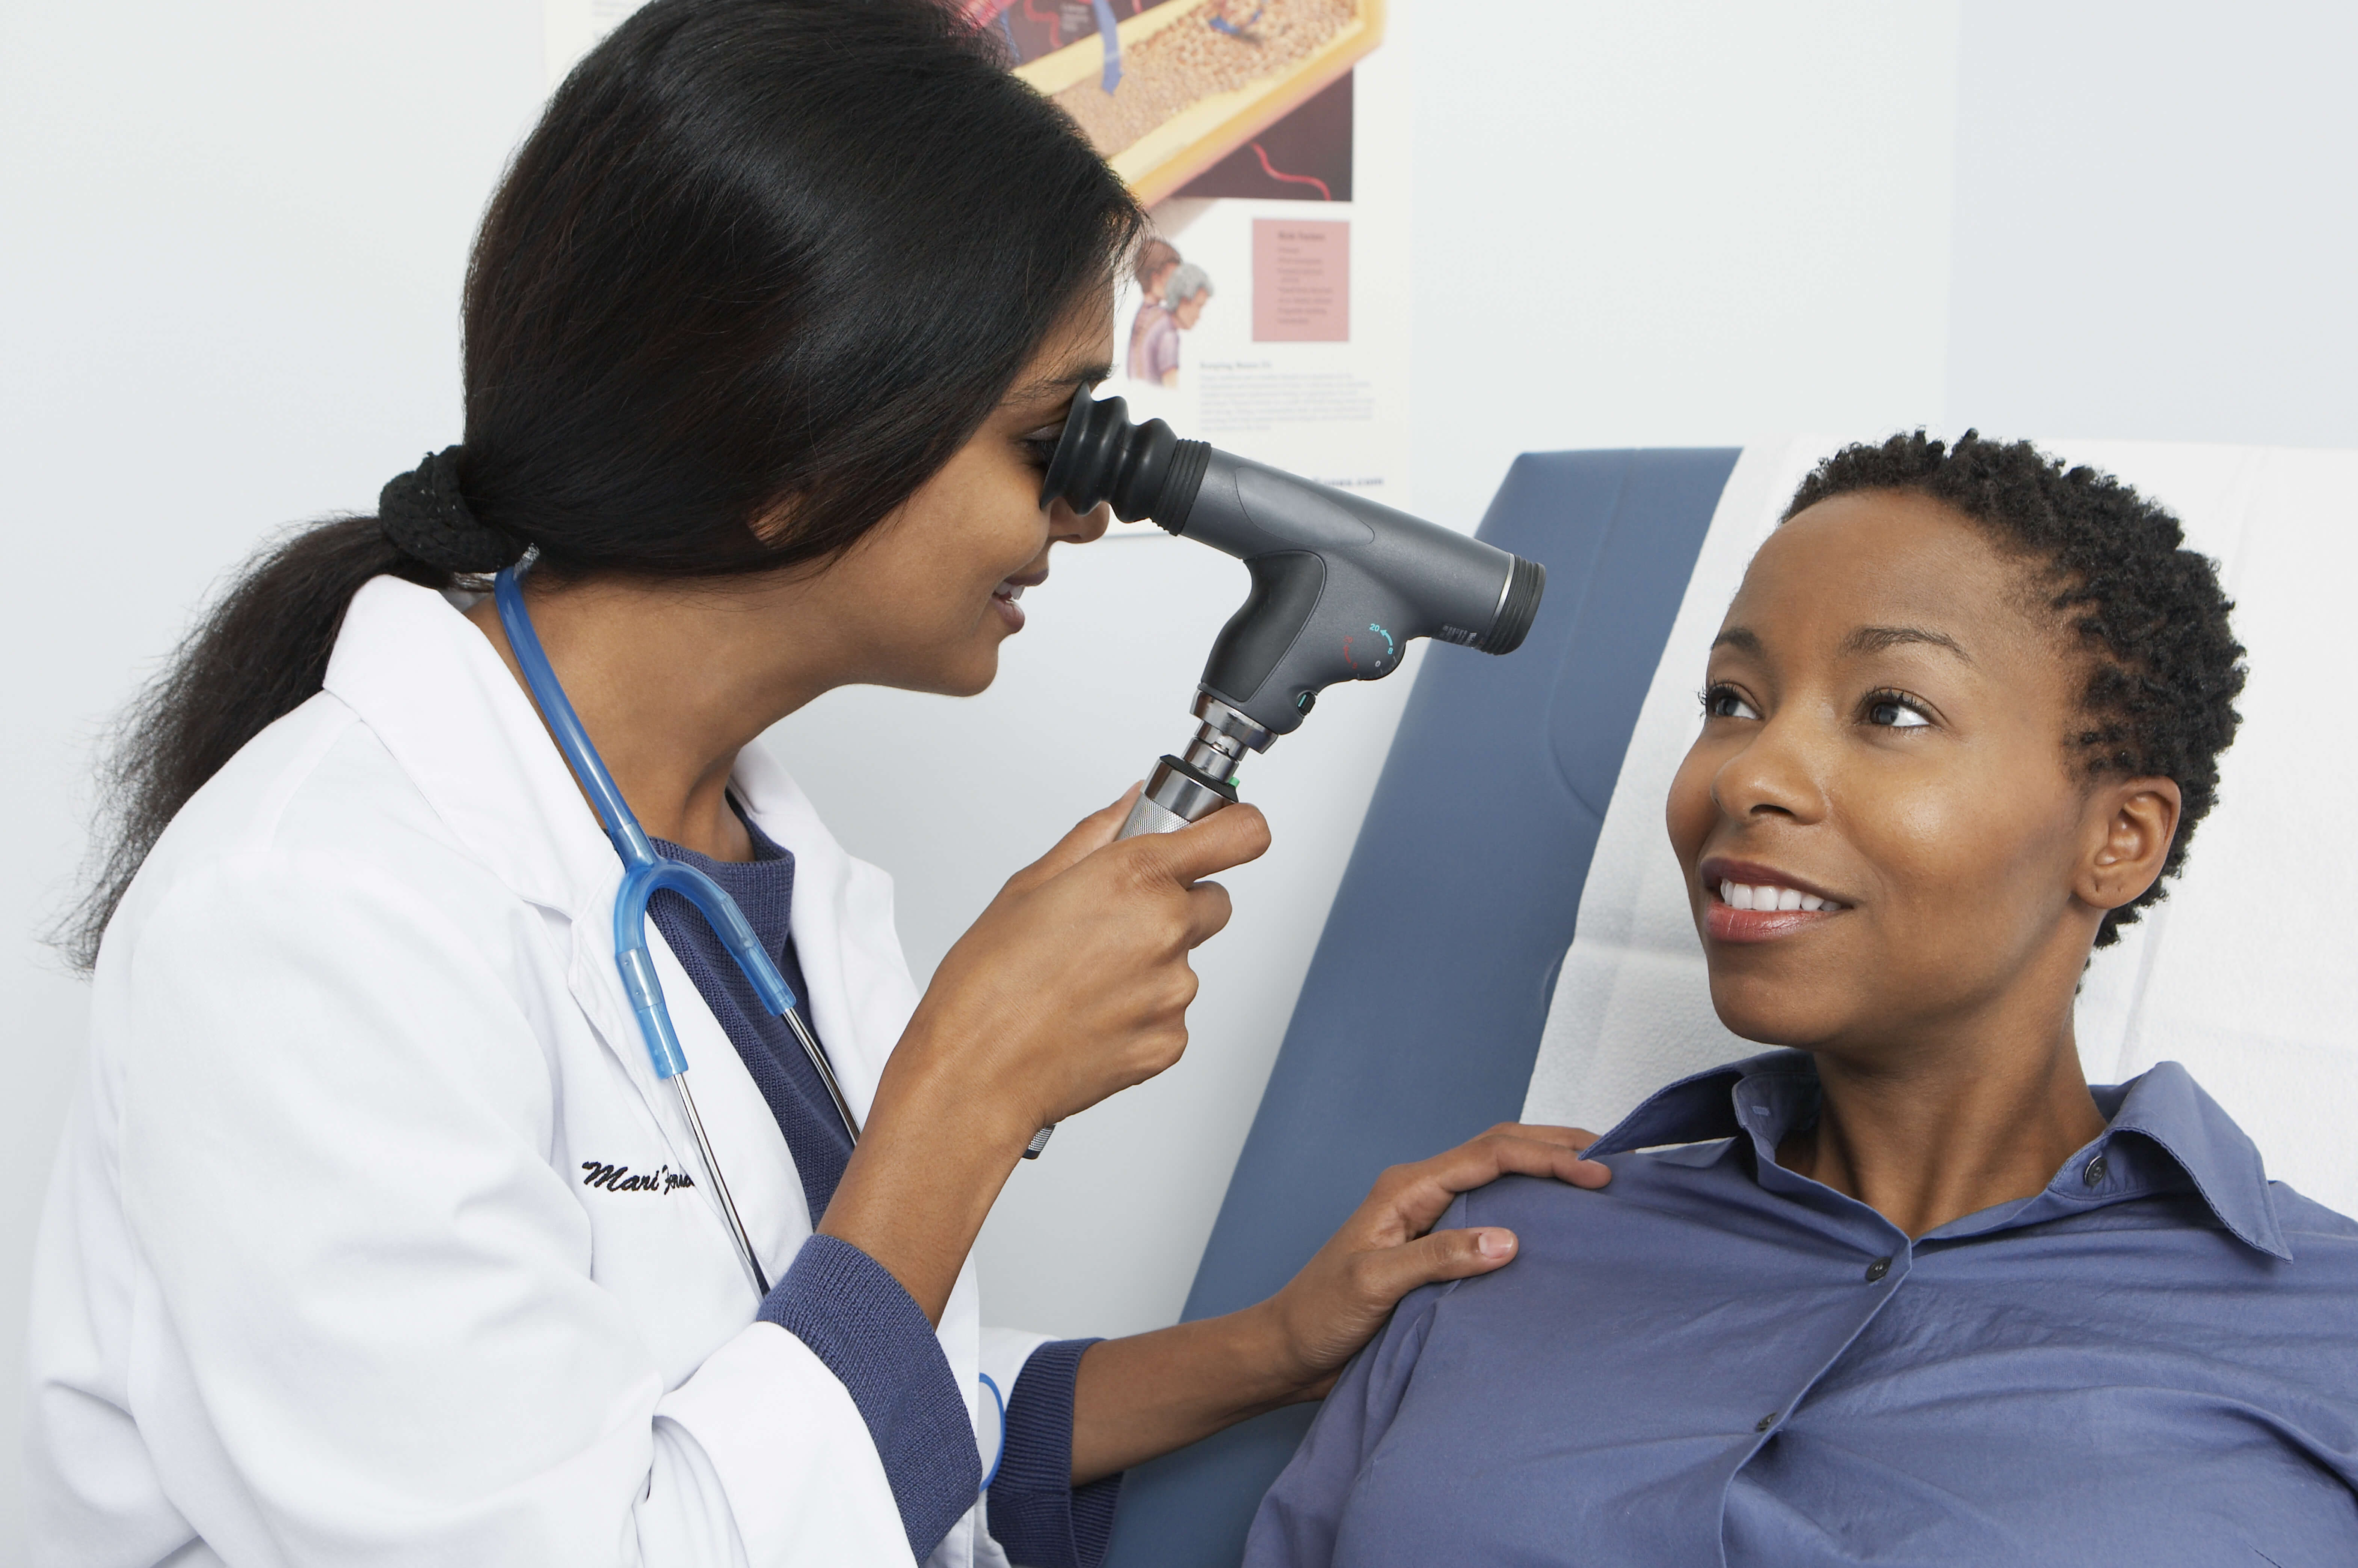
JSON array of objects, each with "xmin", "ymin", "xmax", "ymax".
[{"xmin": 27, "ymin": 3, "xmax": 1606, "ymax": 1565}]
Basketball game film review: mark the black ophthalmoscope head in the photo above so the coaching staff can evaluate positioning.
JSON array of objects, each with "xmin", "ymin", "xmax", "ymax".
[
  {"xmin": 1039, "ymin": 386, "xmax": 1212, "ymax": 531},
  {"xmin": 1042, "ymin": 386, "xmax": 1545, "ymax": 740}
]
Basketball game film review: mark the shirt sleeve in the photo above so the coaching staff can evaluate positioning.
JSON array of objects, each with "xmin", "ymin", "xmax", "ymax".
[
  {"xmin": 984, "ymin": 1338, "xmax": 1122, "ymax": 1568},
  {"xmin": 759, "ymin": 1234, "xmax": 981, "ymax": 1559},
  {"xmin": 1241, "ymin": 1246, "xmax": 1458, "ymax": 1567}
]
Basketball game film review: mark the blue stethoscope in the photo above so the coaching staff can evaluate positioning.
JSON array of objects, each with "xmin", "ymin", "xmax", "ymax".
[{"xmin": 494, "ymin": 561, "xmax": 860, "ymax": 1298}]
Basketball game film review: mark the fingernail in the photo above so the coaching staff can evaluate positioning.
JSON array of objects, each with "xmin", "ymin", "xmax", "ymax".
[{"xmin": 1478, "ymin": 1230, "xmax": 1515, "ymax": 1259}]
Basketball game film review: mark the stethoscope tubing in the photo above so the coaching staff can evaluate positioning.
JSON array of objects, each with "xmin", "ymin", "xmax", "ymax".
[{"xmin": 492, "ymin": 561, "xmax": 860, "ymax": 1298}]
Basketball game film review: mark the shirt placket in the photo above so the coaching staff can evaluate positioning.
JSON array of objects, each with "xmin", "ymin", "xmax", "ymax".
[{"xmin": 1725, "ymin": 1081, "xmax": 1918, "ymax": 1459}]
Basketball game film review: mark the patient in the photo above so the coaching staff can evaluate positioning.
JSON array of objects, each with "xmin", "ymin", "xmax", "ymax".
[{"xmin": 1245, "ymin": 434, "xmax": 2358, "ymax": 1563}]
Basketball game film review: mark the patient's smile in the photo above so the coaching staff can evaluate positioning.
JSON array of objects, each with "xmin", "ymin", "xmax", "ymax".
[
  {"xmin": 1717, "ymin": 883, "xmax": 1834, "ymax": 912},
  {"xmin": 1700, "ymin": 856, "xmax": 1846, "ymax": 943}
]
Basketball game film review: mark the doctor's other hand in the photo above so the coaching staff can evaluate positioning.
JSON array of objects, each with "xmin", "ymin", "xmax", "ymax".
[
  {"xmin": 1063, "ymin": 1124, "xmax": 1607, "ymax": 1482},
  {"xmin": 1263, "ymin": 1124, "xmax": 1608, "ymax": 1397}
]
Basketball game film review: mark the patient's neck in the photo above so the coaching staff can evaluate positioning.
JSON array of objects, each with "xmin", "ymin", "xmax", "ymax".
[{"xmin": 1776, "ymin": 1016, "xmax": 2108, "ymax": 1241}]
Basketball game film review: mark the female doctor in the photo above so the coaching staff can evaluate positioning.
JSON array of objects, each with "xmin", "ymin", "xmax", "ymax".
[{"xmin": 26, "ymin": 3, "xmax": 1606, "ymax": 1565}]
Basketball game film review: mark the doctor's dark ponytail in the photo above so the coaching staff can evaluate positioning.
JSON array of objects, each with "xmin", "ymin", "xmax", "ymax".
[{"xmin": 62, "ymin": 0, "xmax": 1139, "ymax": 970}]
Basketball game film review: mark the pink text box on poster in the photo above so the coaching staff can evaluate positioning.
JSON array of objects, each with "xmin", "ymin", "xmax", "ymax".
[{"xmin": 1252, "ymin": 218, "xmax": 1350, "ymax": 343}]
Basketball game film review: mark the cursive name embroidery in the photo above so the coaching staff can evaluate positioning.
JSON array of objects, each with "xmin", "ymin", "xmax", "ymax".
[{"xmin": 581, "ymin": 1160, "xmax": 696, "ymax": 1195}]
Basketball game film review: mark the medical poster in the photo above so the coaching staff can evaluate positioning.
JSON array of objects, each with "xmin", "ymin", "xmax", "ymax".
[{"xmin": 543, "ymin": 0, "xmax": 1413, "ymax": 504}]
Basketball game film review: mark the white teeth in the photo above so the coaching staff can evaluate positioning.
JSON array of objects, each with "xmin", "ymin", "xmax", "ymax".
[
  {"xmin": 994, "ymin": 582, "xmax": 1025, "ymax": 600},
  {"xmin": 1716, "ymin": 880, "xmax": 1838, "ymax": 912}
]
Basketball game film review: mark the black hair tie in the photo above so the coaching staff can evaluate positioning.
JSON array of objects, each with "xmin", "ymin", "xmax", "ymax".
[{"xmin": 378, "ymin": 446, "xmax": 525, "ymax": 573}]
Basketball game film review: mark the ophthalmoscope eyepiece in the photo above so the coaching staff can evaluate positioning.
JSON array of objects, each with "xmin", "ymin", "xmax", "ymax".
[{"xmin": 1039, "ymin": 390, "xmax": 1213, "ymax": 530}]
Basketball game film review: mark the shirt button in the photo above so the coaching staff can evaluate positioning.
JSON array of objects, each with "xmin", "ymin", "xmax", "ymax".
[
  {"xmin": 1754, "ymin": 1411, "xmax": 1780, "ymax": 1433},
  {"xmin": 2083, "ymin": 1153, "xmax": 2109, "ymax": 1186},
  {"xmin": 1864, "ymin": 1256, "xmax": 1892, "ymax": 1282}
]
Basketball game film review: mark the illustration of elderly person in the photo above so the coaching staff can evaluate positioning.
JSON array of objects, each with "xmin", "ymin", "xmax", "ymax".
[
  {"xmin": 1126, "ymin": 236, "xmax": 1183, "ymax": 382},
  {"xmin": 1131, "ymin": 262, "xmax": 1213, "ymax": 388}
]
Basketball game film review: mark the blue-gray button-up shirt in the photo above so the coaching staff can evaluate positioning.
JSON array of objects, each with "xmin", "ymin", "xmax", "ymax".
[{"xmin": 1246, "ymin": 1053, "xmax": 2358, "ymax": 1566}]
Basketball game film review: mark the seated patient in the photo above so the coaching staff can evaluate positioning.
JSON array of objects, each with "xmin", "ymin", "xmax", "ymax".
[{"xmin": 1246, "ymin": 434, "xmax": 2358, "ymax": 1565}]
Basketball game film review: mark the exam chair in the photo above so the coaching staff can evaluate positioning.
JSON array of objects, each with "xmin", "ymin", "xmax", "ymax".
[{"xmin": 1098, "ymin": 439, "xmax": 2358, "ymax": 1568}]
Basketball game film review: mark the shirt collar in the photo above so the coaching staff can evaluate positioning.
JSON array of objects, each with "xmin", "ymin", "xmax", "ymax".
[
  {"xmin": 2088, "ymin": 1059, "xmax": 2289, "ymax": 1259},
  {"xmin": 1582, "ymin": 1050, "xmax": 1792, "ymax": 1158},
  {"xmin": 1584, "ymin": 1051, "xmax": 2290, "ymax": 1260}
]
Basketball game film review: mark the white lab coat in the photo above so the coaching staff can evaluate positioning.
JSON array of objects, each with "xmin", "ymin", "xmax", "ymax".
[{"xmin": 28, "ymin": 577, "xmax": 1055, "ymax": 1567}]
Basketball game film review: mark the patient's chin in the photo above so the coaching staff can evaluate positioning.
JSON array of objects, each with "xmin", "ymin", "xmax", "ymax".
[{"xmin": 1706, "ymin": 972, "xmax": 1840, "ymax": 1051}]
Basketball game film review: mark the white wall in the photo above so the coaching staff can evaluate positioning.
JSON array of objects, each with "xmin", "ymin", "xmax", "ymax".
[
  {"xmin": 1407, "ymin": 2, "xmax": 1961, "ymax": 531},
  {"xmin": 5, "ymin": 0, "xmax": 2352, "ymax": 1547},
  {"xmin": 1946, "ymin": 1, "xmax": 2358, "ymax": 447},
  {"xmin": 1, "ymin": 0, "xmax": 547, "ymax": 1538}
]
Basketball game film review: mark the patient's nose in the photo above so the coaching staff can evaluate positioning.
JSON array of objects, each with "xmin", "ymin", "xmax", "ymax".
[{"xmin": 1713, "ymin": 720, "xmax": 1824, "ymax": 825}]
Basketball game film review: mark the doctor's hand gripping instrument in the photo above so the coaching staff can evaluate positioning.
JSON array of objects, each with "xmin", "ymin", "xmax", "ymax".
[
  {"xmin": 494, "ymin": 563, "xmax": 859, "ymax": 1298},
  {"xmin": 1019, "ymin": 388, "xmax": 1547, "ymax": 1156}
]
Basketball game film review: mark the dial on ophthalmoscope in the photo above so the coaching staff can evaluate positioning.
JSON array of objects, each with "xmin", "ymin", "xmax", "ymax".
[{"xmin": 1019, "ymin": 387, "xmax": 1547, "ymax": 1158}]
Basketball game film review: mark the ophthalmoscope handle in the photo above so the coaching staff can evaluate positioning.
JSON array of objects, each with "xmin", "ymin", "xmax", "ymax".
[{"xmin": 1021, "ymin": 756, "xmax": 1233, "ymax": 1159}]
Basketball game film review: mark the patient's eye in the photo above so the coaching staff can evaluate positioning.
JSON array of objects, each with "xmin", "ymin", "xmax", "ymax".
[
  {"xmin": 1703, "ymin": 684, "xmax": 1761, "ymax": 721},
  {"xmin": 1864, "ymin": 689, "xmax": 1933, "ymax": 729}
]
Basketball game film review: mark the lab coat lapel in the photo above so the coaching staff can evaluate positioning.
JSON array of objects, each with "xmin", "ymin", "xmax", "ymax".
[
  {"xmin": 323, "ymin": 576, "xmax": 613, "ymax": 915},
  {"xmin": 324, "ymin": 577, "xmax": 812, "ymax": 1290},
  {"xmin": 329, "ymin": 578, "xmax": 989, "ymax": 1556}
]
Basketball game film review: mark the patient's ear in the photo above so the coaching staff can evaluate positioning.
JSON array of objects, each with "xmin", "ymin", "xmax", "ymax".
[{"xmin": 2076, "ymin": 777, "xmax": 2182, "ymax": 913}]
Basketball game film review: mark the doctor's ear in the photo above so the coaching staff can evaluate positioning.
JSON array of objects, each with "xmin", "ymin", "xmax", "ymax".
[{"xmin": 2077, "ymin": 777, "xmax": 2181, "ymax": 915}]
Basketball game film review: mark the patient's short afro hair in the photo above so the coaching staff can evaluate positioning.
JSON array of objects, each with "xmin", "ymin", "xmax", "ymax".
[{"xmin": 1784, "ymin": 431, "xmax": 2246, "ymax": 949}]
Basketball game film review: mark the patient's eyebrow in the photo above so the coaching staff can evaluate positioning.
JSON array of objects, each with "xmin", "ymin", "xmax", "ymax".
[
  {"xmin": 1710, "ymin": 626, "xmax": 1762, "ymax": 655},
  {"xmin": 1842, "ymin": 625, "xmax": 1973, "ymax": 663}
]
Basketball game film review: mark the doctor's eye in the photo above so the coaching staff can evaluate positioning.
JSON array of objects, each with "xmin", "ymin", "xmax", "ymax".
[
  {"xmin": 1701, "ymin": 684, "xmax": 1762, "ymax": 722},
  {"xmin": 1019, "ymin": 425, "xmax": 1064, "ymax": 470},
  {"xmin": 1863, "ymin": 688, "xmax": 1934, "ymax": 729}
]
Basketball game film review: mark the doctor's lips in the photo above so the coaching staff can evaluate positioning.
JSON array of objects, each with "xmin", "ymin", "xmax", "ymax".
[
  {"xmin": 1697, "ymin": 857, "xmax": 1848, "ymax": 944},
  {"xmin": 991, "ymin": 569, "xmax": 1047, "ymax": 632}
]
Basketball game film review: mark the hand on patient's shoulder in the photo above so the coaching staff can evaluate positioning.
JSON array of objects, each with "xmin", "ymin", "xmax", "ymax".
[{"xmin": 1259, "ymin": 1125, "xmax": 1609, "ymax": 1399}]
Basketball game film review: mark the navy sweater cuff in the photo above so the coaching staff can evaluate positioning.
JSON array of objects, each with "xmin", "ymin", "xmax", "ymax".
[
  {"xmin": 987, "ymin": 1338, "xmax": 1124, "ymax": 1568},
  {"xmin": 761, "ymin": 1234, "xmax": 978, "ymax": 1558}
]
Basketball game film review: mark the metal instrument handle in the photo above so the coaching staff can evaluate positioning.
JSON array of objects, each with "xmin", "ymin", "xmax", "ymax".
[{"xmin": 1024, "ymin": 761, "xmax": 1232, "ymax": 1159}]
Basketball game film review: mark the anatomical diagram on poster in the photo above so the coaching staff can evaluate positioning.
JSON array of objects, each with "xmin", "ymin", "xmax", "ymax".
[
  {"xmin": 969, "ymin": 0, "xmax": 1382, "ymax": 205},
  {"xmin": 969, "ymin": 0, "xmax": 1412, "ymax": 510}
]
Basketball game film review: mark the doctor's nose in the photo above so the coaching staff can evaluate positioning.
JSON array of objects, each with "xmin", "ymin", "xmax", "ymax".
[{"xmin": 1051, "ymin": 498, "xmax": 1113, "ymax": 546}]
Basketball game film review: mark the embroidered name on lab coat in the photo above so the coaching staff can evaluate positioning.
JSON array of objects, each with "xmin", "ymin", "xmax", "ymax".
[{"xmin": 580, "ymin": 1161, "xmax": 696, "ymax": 1195}]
